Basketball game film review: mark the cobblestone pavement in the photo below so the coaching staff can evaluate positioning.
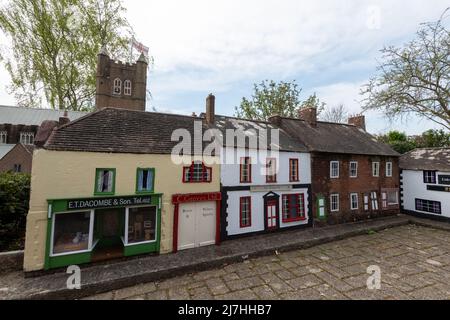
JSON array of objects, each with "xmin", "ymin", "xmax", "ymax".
[{"xmin": 84, "ymin": 225, "xmax": 450, "ymax": 300}]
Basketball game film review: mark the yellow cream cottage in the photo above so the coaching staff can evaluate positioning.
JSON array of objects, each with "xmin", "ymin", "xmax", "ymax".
[{"xmin": 24, "ymin": 108, "xmax": 221, "ymax": 272}]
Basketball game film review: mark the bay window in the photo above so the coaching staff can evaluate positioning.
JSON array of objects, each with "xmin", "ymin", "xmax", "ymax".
[{"xmin": 282, "ymin": 194, "xmax": 306, "ymax": 222}]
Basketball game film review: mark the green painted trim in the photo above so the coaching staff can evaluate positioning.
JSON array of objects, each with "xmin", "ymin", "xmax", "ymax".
[
  {"xmin": 316, "ymin": 194, "xmax": 327, "ymax": 221},
  {"xmin": 47, "ymin": 251, "xmax": 92, "ymax": 270},
  {"xmin": 94, "ymin": 168, "xmax": 116, "ymax": 196},
  {"xmin": 135, "ymin": 168, "xmax": 156, "ymax": 194},
  {"xmin": 44, "ymin": 216, "xmax": 53, "ymax": 270},
  {"xmin": 47, "ymin": 194, "xmax": 163, "ymax": 213},
  {"xmin": 124, "ymin": 242, "xmax": 159, "ymax": 256}
]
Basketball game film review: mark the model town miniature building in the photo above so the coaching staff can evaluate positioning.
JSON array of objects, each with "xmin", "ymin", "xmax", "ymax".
[
  {"xmin": 0, "ymin": 105, "xmax": 87, "ymax": 173},
  {"xmin": 271, "ymin": 109, "xmax": 401, "ymax": 225},
  {"xmin": 400, "ymin": 148, "xmax": 450, "ymax": 220},
  {"xmin": 23, "ymin": 50, "xmax": 402, "ymax": 272}
]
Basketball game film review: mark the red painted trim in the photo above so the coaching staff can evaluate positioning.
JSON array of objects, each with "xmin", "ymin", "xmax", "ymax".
[
  {"xmin": 266, "ymin": 199, "xmax": 278, "ymax": 230},
  {"xmin": 172, "ymin": 192, "xmax": 222, "ymax": 252},
  {"xmin": 239, "ymin": 196, "xmax": 252, "ymax": 228},
  {"xmin": 215, "ymin": 200, "xmax": 221, "ymax": 245},
  {"xmin": 239, "ymin": 157, "xmax": 252, "ymax": 183},
  {"xmin": 266, "ymin": 158, "xmax": 277, "ymax": 183},
  {"xmin": 182, "ymin": 161, "xmax": 212, "ymax": 183},
  {"xmin": 173, "ymin": 203, "xmax": 179, "ymax": 253},
  {"xmin": 289, "ymin": 158, "xmax": 299, "ymax": 182},
  {"xmin": 281, "ymin": 193, "xmax": 306, "ymax": 223}
]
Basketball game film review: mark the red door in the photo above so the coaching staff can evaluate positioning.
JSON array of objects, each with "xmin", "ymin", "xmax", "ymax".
[{"xmin": 266, "ymin": 200, "xmax": 278, "ymax": 230}]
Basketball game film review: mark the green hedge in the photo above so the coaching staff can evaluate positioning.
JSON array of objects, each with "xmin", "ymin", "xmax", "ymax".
[{"xmin": 0, "ymin": 172, "xmax": 30, "ymax": 251}]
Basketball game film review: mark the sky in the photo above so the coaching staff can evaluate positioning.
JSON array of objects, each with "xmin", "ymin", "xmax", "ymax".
[{"xmin": 0, "ymin": 0, "xmax": 449, "ymax": 135}]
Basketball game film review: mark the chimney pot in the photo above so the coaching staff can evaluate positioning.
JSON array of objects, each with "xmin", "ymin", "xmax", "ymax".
[
  {"xmin": 348, "ymin": 115, "xmax": 366, "ymax": 131},
  {"xmin": 59, "ymin": 111, "xmax": 70, "ymax": 126},
  {"xmin": 268, "ymin": 114, "xmax": 282, "ymax": 126},
  {"xmin": 205, "ymin": 94, "xmax": 215, "ymax": 125},
  {"xmin": 298, "ymin": 107, "xmax": 317, "ymax": 127}
]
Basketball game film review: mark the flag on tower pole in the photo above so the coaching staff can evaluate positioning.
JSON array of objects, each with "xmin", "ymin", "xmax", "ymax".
[{"xmin": 131, "ymin": 37, "xmax": 149, "ymax": 56}]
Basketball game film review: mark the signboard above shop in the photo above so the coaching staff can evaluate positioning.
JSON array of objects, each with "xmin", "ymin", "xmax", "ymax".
[
  {"xmin": 48, "ymin": 194, "xmax": 163, "ymax": 213},
  {"xmin": 438, "ymin": 175, "xmax": 450, "ymax": 185}
]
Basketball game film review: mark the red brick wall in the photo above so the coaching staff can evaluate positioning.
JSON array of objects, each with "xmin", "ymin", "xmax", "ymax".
[
  {"xmin": 311, "ymin": 153, "xmax": 400, "ymax": 225},
  {"xmin": 0, "ymin": 144, "xmax": 33, "ymax": 174}
]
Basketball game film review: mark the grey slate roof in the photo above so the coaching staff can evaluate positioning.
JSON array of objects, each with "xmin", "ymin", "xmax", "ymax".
[
  {"xmin": 0, "ymin": 144, "xmax": 15, "ymax": 160},
  {"xmin": 0, "ymin": 105, "xmax": 88, "ymax": 126},
  {"xmin": 44, "ymin": 108, "xmax": 308, "ymax": 154},
  {"xmin": 212, "ymin": 115, "xmax": 308, "ymax": 152},
  {"xmin": 278, "ymin": 117, "xmax": 400, "ymax": 157},
  {"xmin": 45, "ymin": 108, "xmax": 212, "ymax": 155},
  {"xmin": 400, "ymin": 148, "xmax": 450, "ymax": 172}
]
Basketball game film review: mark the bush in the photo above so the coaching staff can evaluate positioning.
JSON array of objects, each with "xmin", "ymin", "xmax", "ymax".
[{"xmin": 0, "ymin": 172, "xmax": 30, "ymax": 251}]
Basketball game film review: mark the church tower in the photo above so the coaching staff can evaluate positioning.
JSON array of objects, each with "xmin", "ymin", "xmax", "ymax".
[{"xmin": 95, "ymin": 48, "xmax": 148, "ymax": 111}]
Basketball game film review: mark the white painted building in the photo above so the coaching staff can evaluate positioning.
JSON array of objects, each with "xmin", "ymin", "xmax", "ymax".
[
  {"xmin": 213, "ymin": 116, "xmax": 312, "ymax": 239},
  {"xmin": 400, "ymin": 148, "xmax": 450, "ymax": 219}
]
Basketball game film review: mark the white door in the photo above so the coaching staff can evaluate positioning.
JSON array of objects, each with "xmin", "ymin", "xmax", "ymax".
[
  {"xmin": 266, "ymin": 200, "xmax": 278, "ymax": 230},
  {"xmin": 178, "ymin": 201, "xmax": 216, "ymax": 251}
]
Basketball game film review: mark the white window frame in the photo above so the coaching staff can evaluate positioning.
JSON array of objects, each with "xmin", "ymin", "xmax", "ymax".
[
  {"xmin": 350, "ymin": 193, "xmax": 359, "ymax": 210},
  {"xmin": 386, "ymin": 162, "xmax": 393, "ymax": 177},
  {"xmin": 124, "ymin": 205, "xmax": 158, "ymax": 247},
  {"xmin": 113, "ymin": 78, "xmax": 122, "ymax": 95},
  {"xmin": 50, "ymin": 210, "xmax": 95, "ymax": 257},
  {"xmin": 372, "ymin": 162, "xmax": 380, "ymax": 177},
  {"xmin": 0, "ymin": 131, "xmax": 7, "ymax": 144},
  {"xmin": 20, "ymin": 132, "xmax": 34, "ymax": 145},
  {"xmin": 330, "ymin": 161, "xmax": 339, "ymax": 178},
  {"xmin": 124, "ymin": 80, "xmax": 132, "ymax": 96},
  {"xmin": 371, "ymin": 192, "xmax": 378, "ymax": 210},
  {"xmin": 387, "ymin": 190, "xmax": 398, "ymax": 205},
  {"xmin": 349, "ymin": 161, "xmax": 358, "ymax": 178},
  {"xmin": 330, "ymin": 193, "xmax": 339, "ymax": 212},
  {"xmin": 364, "ymin": 195, "xmax": 369, "ymax": 211}
]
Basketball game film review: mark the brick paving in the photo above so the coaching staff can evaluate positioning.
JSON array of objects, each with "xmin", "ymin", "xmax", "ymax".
[{"xmin": 84, "ymin": 224, "xmax": 450, "ymax": 300}]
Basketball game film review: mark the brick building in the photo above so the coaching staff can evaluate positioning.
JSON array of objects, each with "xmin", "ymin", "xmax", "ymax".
[
  {"xmin": 270, "ymin": 108, "xmax": 400, "ymax": 225},
  {"xmin": 95, "ymin": 48, "xmax": 148, "ymax": 111},
  {"xmin": 0, "ymin": 105, "xmax": 87, "ymax": 173}
]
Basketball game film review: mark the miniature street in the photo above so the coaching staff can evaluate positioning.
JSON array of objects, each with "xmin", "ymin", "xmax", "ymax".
[{"xmin": 84, "ymin": 224, "xmax": 450, "ymax": 300}]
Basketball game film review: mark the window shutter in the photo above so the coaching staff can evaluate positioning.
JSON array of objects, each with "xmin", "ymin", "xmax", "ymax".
[
  {"xmin": 147, "ymin": 170, "xmax": 153, "ymax": 190},
  {"xmin": 138, "ymin": 170, "xmax": 144, "ymax": 191},
  {"xmin": 97, "ymin": 173, "xmax": 103, "ymax": 192}
]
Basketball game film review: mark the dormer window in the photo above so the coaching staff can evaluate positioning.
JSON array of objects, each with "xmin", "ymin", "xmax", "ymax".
[
  {"xmin": 124, "ymin": 80, "xmax": 132, "ymax": 96},
  {"xmin": 20, "ymin": 132, "xmax": 34, "ymax": 145},
  {"xmin": 113, "ymin": 78, "xmax": 122, "ymax": 95},
  {"xmin": 0, "ymin": 131, "xmax": 6, "ymax": 144}
]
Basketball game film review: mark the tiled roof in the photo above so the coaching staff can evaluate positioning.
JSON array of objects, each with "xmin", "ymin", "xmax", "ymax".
[
  {"xmin": 278, "ymin": 117, "xmax": 399, "ymax": 157},
  {"xmin": 400, "ymin": 148, "xmax": 450, "ymax": 171},
  {"xmin": 44, "ymin": 108, "xmax": 212, "ymax": 155},
  {"xmin": 212, "ymin": 115, "xmax": 308, "ymax": 152},
  {"xmin": 0, "ymin": 105, "xmax": 88, "ymax": 126}
]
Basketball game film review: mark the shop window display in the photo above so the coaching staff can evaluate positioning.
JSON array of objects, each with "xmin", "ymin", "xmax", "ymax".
[
  {"xmin": 53, "ymin": 211, "xmax": 91, "ymax": 254},
  {"xmin": 127, "ymin": 206, "xmax": 156, "ymax": 244}
]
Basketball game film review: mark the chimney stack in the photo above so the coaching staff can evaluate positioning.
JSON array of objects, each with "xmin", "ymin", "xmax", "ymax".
[
  {"xmin": 205, "ymin": 94, "xmax": 215, "ymax": 124},
  {"xmin": 59, "ymin": 110, "xmax": 70, "ymax": 126},
  {"xmin": 268, "ymin": 114, "xmax": 282, "ymax": 126},
  {"xmin": 298, "ymin": 107, "xmax": 317, "ymax": 127},
  {"xmin": 348, "ymin": 115, "xmax": 366, "ymax": 131}
]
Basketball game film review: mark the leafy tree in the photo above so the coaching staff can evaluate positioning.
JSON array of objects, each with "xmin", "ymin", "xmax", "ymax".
[
  {"xmin": 235, "ymin": 80, "xmax": 326, "ymax": 121},
  {"xmin": 361, "ymin": 8, "xmax": 450, "ymax": 130},
  {"xmin": 321, "ymin": 104, "xmax": 349, "ymax": 123},
  {"xmin": 376, "ymin": 130, "xmax": 417, "ymax": 154},
  {"xmin": 414, "ymin": 129, "xmax": 450, "ymax": 148},
  {"xmin": 0, "ymin": 172, "xmax": 30, "ymax": 251},
  {"xmin": 299, "ymin": 92, "xmax": 326, "ymax": 116},
  {"xmin": 0, "ymin": 0, "xmax": 134, "ymax": 111}
]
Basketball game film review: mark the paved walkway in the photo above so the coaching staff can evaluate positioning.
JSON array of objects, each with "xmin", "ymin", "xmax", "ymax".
[
  {"xmin": 86, "ymin": 224, "xmax": 450, "ymax": 300},
  {"xmin": 0, "ymin": 214, "xmax": 448, "ymax": 300}
]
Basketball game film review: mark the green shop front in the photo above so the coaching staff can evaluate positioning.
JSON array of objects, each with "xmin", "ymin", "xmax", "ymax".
[{"xmin": 44, "ymin": 194, "xmax": 162, "ymax": 270}]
